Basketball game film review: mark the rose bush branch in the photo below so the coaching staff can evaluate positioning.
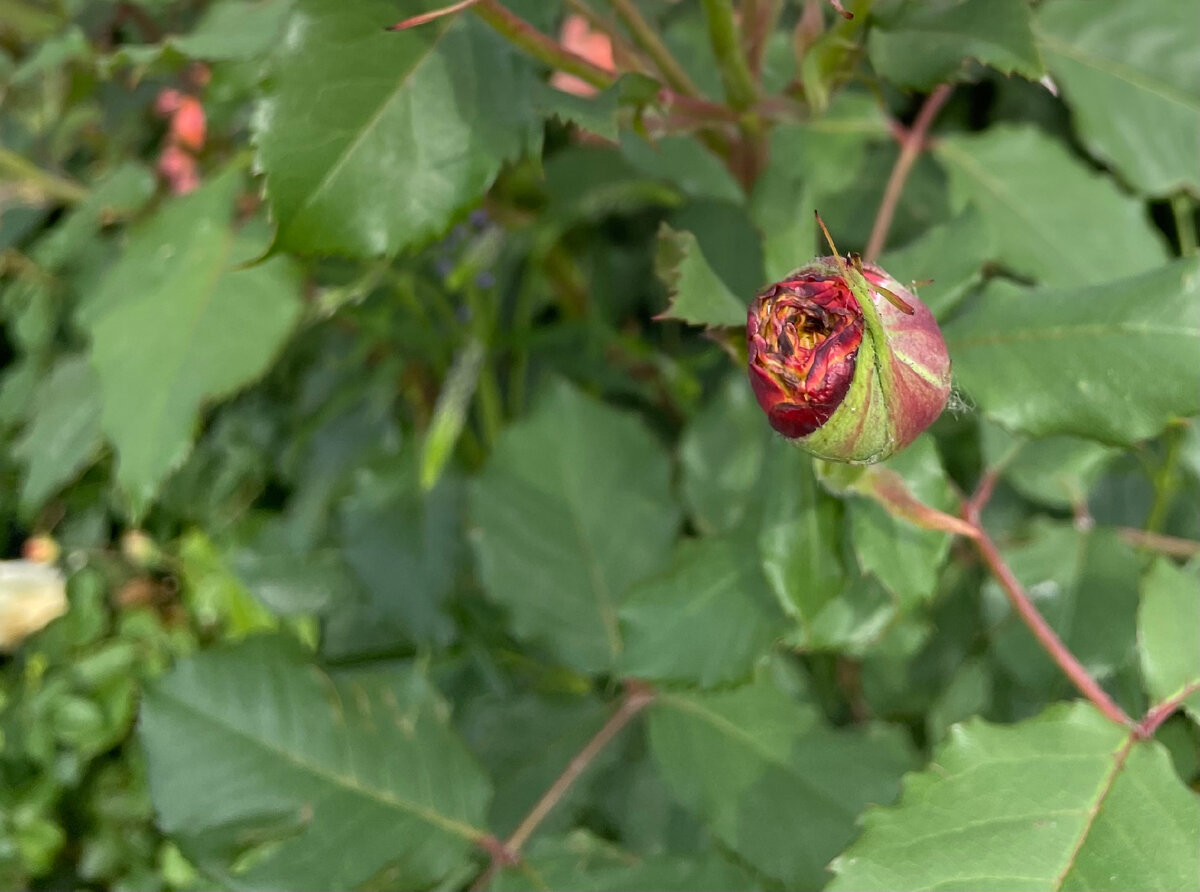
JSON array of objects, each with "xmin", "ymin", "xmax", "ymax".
[
  {"xmin": 471, "ymin": 680, "xmax": 656, "ymax": 890},
  {"xmin": 963, "ymin": 477, "xmax": 1135, "ymax": 729},
  {"xmin": 864, "ymin": 84, "xmax": 953, "ymax": 263}
]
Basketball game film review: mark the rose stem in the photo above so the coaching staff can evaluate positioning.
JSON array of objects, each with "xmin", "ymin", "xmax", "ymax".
[{"xmin": 864, "ymin": 83, "xmax": 953, "ymax": 263}]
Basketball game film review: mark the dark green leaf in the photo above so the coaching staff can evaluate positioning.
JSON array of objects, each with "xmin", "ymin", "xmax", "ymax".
[
  {"xmin": 871, "ymin": 0, "xmax": 1044, "ymax": 89},
  {"xmin": 648, "ymin": 667, "xmax": 915, "ymax": 888},
  {"xmin": 256, "ymin": 0, "xmax": 537, "ymax": 255},
  {"xmin": 139, "ymin": 636, "xmax": 490, "ymax": 890},
  {"xmin": 945, "ymin": 259, "xmax": 1200, "ymax": 445},
  {"xmin": 470, "ymin": 380, "xmax": 679, "ymax": 673},
  {"xmin": 984, "ymin": 522, "xmax": 1139, "ymax": 699},
  {"xmin": 12, "ymin": 355, "xmax": 103, "ymax": 511},
  {"xmin": 620, "ymin": 537, "xmax": 786, "ymax": 687},
  {"xmin": 495, "ymin": 831, "xmax": 757, "ymax": 892}
]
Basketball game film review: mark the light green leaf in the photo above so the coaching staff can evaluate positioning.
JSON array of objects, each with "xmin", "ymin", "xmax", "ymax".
[
  {"xmin": 936, "ymin": 126, "xmax": 1168, "ymax": 286},
  {"xmin": 256, "ymin": 0, "xmax": 537, "ymax": 256},
  {"xmin": 620, "ymin": 537, "xmax": 786, "ymax": 687},
  {"xmin": 494, "ymin": 831, "xmax": 757, "ymax": 892},
  {"xmin": 469, "ymin": 380, "xmax": 679, "ymax": 673},
  {"xmin": 654, "ymin": 224, "xmax": 748, "ymax": 327},
  {"xmin": 879, "ymin": 206, "xmax": 994, "ymax": 319},
  {"xmin": 78, "ymin": 172, "xmax": 302, "ymax": 517},
  {"xmin": 13, "ymin": 354, "xmax": 103, "ymax": 511},
  {"xmin": 871, "ymin": 0, "xmax": 1044, "ymax": 89},
  {"xmin": 945, "ymin": 259, "xmax": 1200, "ymax": 445},
  {"xmin": 983, "ymin": 521, "xmax": 1140, "ymax": 698},
  {"xmin": 1037, "ymin": 0, "xmax": 1199, "ymax": 196},
  {"xmin": 829, "ymin": 703, "xmax": 1200, "ymax": 891},
  {"xmin": 1138, "ymin": 559, "xmax": 1200, "ymax": 722},
  {"xmin": 139, "ymin": 636, "xmax": 491, "ymax": 891},
  {"xmin": 648, "ymin": 668, "xmax": 915, "ymax": 888}
]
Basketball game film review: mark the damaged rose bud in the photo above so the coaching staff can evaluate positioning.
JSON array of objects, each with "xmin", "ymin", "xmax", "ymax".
[{"xmin": 747, "ymin": 227, "xmax": 951, "ymax": 463}]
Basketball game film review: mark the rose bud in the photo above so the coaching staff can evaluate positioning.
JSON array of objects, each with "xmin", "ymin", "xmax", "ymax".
[{"xmin": 746, "ymin": 222, "xmax": 950, "ymax": 464}]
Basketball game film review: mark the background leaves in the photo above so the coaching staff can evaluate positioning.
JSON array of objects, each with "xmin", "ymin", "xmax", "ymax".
[{"xmin": 1, "ymin": 0, "xmax": 1197, "ymax": 890}]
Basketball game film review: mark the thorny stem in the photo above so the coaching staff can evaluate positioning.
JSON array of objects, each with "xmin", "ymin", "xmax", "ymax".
[
  {"xmin": 1136, "ymin": 681, "xmax": 1200, "ymax": 740},
  {"xmin": 700, "ymin": 0, "xmax": 759, "ymax": 111},
  {"xmin": 863, "ymin": 84, "xmax": 953, "ymax": 263},
  {"xmin": 963, "ymin": 478, "xmax": 1135, "ymax": 730},
  {"xmin": 607, "ymin": 0, "xmax": 703, "ymax": 97},
  {"xmin": 471, "ymin": 681, "xmax": 656, "ymax": 890}
]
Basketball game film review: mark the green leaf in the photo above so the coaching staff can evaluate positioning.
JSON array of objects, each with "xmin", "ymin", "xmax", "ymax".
[
  {"xmin": 620, "ymin": 133, "xmax": 744, "ymax": 204},
  {"xmin": 78, "ymin": 172, "xmax": 302, "ymax": 516},
  {"xmin": 935, "ymin": 126, "xmax": 1168, "ymax": 286},
  {"xmin": 756, "ymin": 444, "xmax": 848, "ymax": 639},
  {"xmin": 494, "ymin": 831, "xmax": 757, "ymax": 892},
  {"xmin": 879, "ymin": 206, "xmax": 994, "ymax": 319},
  {"xmin": 469, "ymin": 380, "xmax": 679, "ymax": 673},
  {"xmin": 256, "ymin": 0, "xmax": 537, "ymax": 256},
  {"xmin": 751, "ymin": 92, "xmax": 889, "ymax": 280},
  {"xmin": 1138, "ymin": 559, "xmax": 1200, "ymax": 722},
  {"xmin": 12, "ymin": 354, "xmax": 103, "ymax": 511},
  {"xmin": 648, "ymin": 668, "xmax": 915, "ymax": 888},
  {"xmin": 944, "ymin": 259, "xmax": 1200, "ymax": 445},
  {"xmin": 328, "ymin": 457, "xmax": 461, "ymax": 656},
  {"xmin": 870, "ymin": 0, "xmax": 1044, "ymax": 90},
  {"xmin": 654, "ymin": 224, "xmax": 748, "ymax": 327},
  {"xmin": 620, "ymin": 537, "xmax": 786, "ymax": 687},
  {"xmin": 844, "ymin": 437, "xmax": 956, "ymax": 609},
  {"xmin": 981, "ymin": 422, "xmax": 1119, "ymax": 510},
  {"xmin": 983, "ymin": 522, "xmax": 1140, "ymax": 699},
  {"xmin": 829, "ymin": 703, "xmax": 1200, "ymax": 891},
  {"xmin": 139, "ymin": 636, "xmax": 490, "ymax": 891},
  {"xmin": 1037, "ymin": 0, "xmax": 1199, "ymax": 196},
  {"xmin": 459, "ymin": 695, "xmax": 612, "ymax": 839},
  {"xmin": 169, "ymin": 0, "xmax": 293, "ymax": 61},
  {"xmin": 679, "ymin": 373, "xmax": 769, "ymax": 536}
]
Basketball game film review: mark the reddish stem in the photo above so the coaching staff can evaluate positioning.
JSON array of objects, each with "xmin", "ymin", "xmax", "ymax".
[
  {"xmin": 1136, "ymin": 681, "xmax": 1200, "ymax": 740},
  {"xmin": 964, "ymin": 484, "xmax": 1134, "ymax": 730},
  {"xmin": 471, "ymin": 681, "xmax": 656, "ymax": 890},
  {"xmin": 864, "ymin": 84, "xmax": 953, "ymax": 263}
]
